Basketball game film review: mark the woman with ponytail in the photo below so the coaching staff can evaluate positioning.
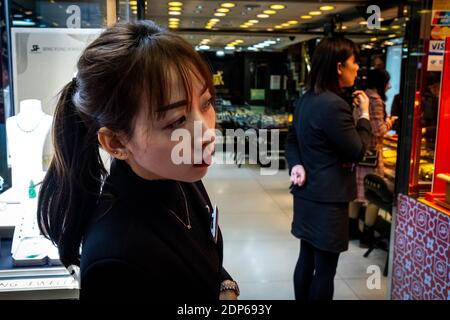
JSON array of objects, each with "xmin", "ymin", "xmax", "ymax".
[{"xmin": 37, "ymin": 20, "xmax": 237, "ymax": 300}]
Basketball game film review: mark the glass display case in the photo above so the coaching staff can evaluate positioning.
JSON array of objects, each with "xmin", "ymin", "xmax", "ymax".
[
  {"xmin": 423, "ymin": 36, "xmax": 450, "ymax": 212},
  {"xmin": 0, "ymin": 0, "xmax": 124, "ymax": 299},
  {"xmin": 391, "ymin": 0, "xmax": 450, "ymax": 300}
]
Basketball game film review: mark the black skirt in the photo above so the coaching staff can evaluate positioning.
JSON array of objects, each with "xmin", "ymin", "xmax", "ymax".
[{"xmin": 292, "ymin": 196, "xmax": 349, "ymax": 253}]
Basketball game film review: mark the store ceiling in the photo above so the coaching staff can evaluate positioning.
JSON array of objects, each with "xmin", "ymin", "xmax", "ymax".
[
  {"xmin": 142, "ymin": 1, "xmax": 406, "ymax": 51},
  {"xmin": 9, "ymin": 0, "xmax": 407, "ymax": 52}
]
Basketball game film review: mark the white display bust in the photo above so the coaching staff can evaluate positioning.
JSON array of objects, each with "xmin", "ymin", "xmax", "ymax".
[{"xmin": 5, "ymin": 99, "xmax": 53, "ymax": 200}]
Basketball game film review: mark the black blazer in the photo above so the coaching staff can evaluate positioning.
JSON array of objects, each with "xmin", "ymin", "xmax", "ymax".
[
  {"xmin": 80, "ymin": 160, "xmax": 231, "ymax": 300},
  {"xmin": 285, "ymin": 90, "xmax": 372, "ymax": 203}
]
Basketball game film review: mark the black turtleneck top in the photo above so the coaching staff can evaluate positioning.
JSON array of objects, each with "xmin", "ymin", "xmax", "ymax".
[{"xmin": 80, "ymin": 160, "xmax": 231, "ymax": 300}]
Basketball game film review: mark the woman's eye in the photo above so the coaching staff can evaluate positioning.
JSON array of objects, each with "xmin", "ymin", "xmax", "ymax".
[
  {"xmin": 203, "ymin": 98, "xmax": 214, "ymax": 111},
  {"xmin": 167, "ymin": 115, "xmax": 186, "ymax": 129}
]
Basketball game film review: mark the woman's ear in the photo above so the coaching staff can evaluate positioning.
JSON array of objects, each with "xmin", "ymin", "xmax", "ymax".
[
  {"xmin": 97, "ymin": 127, "xmax": 129, "ymax": 160},
  {"xmin": 337, "ymin": 62, "xmax": 344, "ymax": 76}
]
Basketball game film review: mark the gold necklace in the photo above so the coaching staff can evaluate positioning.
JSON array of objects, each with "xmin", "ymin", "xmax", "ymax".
[{"xmin": 167, "ymin": 182, "xmax": 191, "ymax": 230}]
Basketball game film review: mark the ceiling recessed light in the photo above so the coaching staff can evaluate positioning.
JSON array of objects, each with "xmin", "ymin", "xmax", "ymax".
[
  {"xmin": 281, "ymin": 23, "xmax": 290, "ymax": 27},
  {"xmin": 169, "ymin": 18, "xmax": 180, "ymax": 22},
  {"xmin": 132, "ymin": 10, "xmax": 137, "ymax": 15},
  {"xmin": 257, "ymin": 14, "xmax": 270, "ymax": 18},
  {"xmin": 240, "ymin": 25, "xmax": 249, "ymax": 28},
  {"xmin": 217, "ymin": 8, "xmax": 230, "ymax": 13},
  {"xmin": 169, "ymin": 7, "xmax": 182, "ymax": 11},
  {"xmin": 389, "ymin": 34, "xmax": 396, "ymax": 38},
  {"xmin": 264, "ymin": 10, "xmax": 277, "ymax": 15},
  {"xmin": 225, "ymin": 46, "xmax": 235, "ymax": 50},
  {"xmin": 320, "ymin": 6, "xmax": 335, "ymax": 11},
  {"xmin": 199, "ymin": 45, "xmax": 210, "ymax": 50},
  {"xmin": 131, "ymin": 6, "xmax": 138, "ymax": 10},
  {"xmin": 221, "ymin": 3, "xmax": 236, "ymax": 8},
  {"xmin": 380, "ymin": 27, "xmax": 389, "ymax": 31},
  {"xmin": 214, "ymin": 12, "xmax": 226, "ymax": 17},
  {"xmin": 129, "ymin": 0, "xmax": 138, "ymax": 5},
  {"xmin": 391, "ymin": 25, "xmax": 401, "ymax": 29},
  {"xmin": 235, "ymin": 39, "xmax": 244, "ymax": 43},
  {"xmin": 169, "ymin": 11, "xmax": 181, "ymax": 15},
  {"xmin": 341, "ymin": 25, "xmax": 347, "ymax": 30},
  {"xmin": 270, "ymin": 4, "xmax": 285, "ymax": 10},
  {"xmin": 210, "ymin": 18, "xmax": 220, "ymax": 22},
  {"xmin": 301, "ymin": 15, "xmax": 312, "ymax": 19},
  {"xmin": 288, "ymin": 20, "xmax": 299, "ymax": 25},
  {"xmin": 309, "ymin": 11, "xmax": 322, "ymax": 16},
  {"xmin": 360, "ymin": 21, "xmax": 368, "ymax": 25},
  {"xmin": 274, "ymin": 25, "xmax": 282, "ymax": 29},
  {"xmin": 370, "ymin": 37, "xmax": 378, "ymax": 42},
  {"xmin": 169, "ymin": 25, "xmax": 179, "ymax": 28},
  {"xmin": 249, "ymin": 19, "xmax": 259, "ymax": 23},
  {"xmin": 168, "ymin": 2, "xmax": 183, "ymax": 6},
  {"xmin": 267, "ymin": 28, "xmax": 274, "ymax": 31}
]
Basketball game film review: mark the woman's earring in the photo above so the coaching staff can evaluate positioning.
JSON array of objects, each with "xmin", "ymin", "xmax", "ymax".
[{"xmin": 113, "ymin": 151, "xmax": 128, "ymax": 160}]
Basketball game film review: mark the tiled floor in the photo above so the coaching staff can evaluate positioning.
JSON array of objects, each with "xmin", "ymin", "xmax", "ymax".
[{"xmin": 203, "ymin": 153, "xmax": 389, "ymax": 300}]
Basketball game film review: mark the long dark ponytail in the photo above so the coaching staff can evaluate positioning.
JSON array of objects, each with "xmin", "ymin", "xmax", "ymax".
[
  {"xmin": 37, "ymin": 20, "xmax": 215, "ymax": 267},
  {"xmin": 38, "ymin": 79, "xmax": 107, "ymax": 267}
]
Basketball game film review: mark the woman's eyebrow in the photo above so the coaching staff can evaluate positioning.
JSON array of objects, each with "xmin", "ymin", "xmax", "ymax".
[
  {"xmin": 158, "ymin": 100, "xmax": 187, "ymax": 112},
  {"xmin": 158, "ymin": 85, "xmax": 209, "ymax": 112}
]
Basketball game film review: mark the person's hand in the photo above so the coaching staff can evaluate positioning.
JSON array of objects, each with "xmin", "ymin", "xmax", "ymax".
[
  {"xmin": 219, "ymin": 290, "xmax": 238, "ymax": 300},
  {"xmin": 389, "ymin": 116, "xmax": 398, "ymax": 126},
  {"xmin": 352, "ymin": 90, "xmax": 369, "ymax": 115},
  {"xmin": 290, "ymin": 165, "xmax": 306, "ymax": 187}
]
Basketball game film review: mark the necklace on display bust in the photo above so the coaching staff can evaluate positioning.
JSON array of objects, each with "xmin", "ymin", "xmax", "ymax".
[
  {"xmin": 167, "ymin": 182, "xmax": 192, "ymax": 230},
  {"xmin": 15, "ymin": 114, "xmax": 46, "ymax": 133}
]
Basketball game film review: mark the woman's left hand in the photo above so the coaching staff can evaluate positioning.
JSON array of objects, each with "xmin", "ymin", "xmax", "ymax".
[
  {"xmin": 219, "ymin": 290, "xmax": 238, "ymax": 300},
  {"xmin": 290, "ymin": 164, "xmax": 306, "ymax": 186}
]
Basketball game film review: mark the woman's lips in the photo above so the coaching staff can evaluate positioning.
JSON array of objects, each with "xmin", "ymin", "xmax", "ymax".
[{"xmin": 193, "ymin": 148, "xmax": 215, "ymax": 167}]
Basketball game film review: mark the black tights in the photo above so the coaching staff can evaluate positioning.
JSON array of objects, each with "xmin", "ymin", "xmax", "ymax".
[{"xmin": 294, "ymin": 240, "xmax": 340, "ymax": 301}]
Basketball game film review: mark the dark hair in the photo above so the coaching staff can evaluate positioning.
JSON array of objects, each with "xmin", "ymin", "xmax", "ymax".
[
  {"xmin": 37, "ymin": 20, "xmax": 215, "ymax": 267},
  {"xmin": 366, "ymin": 68, "xmax": 391, "ymax": 101},
  {"xmin": 308, "ymin": 36, "xmax": 359, "ymax": 95}
]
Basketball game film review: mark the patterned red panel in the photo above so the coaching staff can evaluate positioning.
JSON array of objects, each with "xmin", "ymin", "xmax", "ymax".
[{"xmin": 392, "ymin": 194, "xmax": 450, "ymax": 300}]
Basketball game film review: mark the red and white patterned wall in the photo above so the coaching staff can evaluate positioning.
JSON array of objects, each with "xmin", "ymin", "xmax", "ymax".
[{"xmin": 392, "ymin": 194, "xmax": 450, "ymax": 300}]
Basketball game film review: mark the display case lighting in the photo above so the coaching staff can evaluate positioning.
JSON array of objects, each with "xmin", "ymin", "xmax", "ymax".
[
  {"xmin": 221, "ymin": 3, "xmax": 236, "ymax": 8},
  {"xmin": 270, "ymin": 4, "xmax": 285, "ymax": 10}
]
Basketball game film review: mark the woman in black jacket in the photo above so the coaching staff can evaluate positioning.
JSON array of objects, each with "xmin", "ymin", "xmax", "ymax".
[
  {"xmin": 37, "ymin": 21, "xmax": 238, "ymax": 300},
  {"xmin": 285, "ymin": 37, "xmax": 371, "ymax": 301}
]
